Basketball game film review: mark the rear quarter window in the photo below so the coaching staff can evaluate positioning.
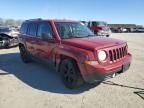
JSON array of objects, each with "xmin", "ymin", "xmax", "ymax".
[{"xmin": 20, "ymin": 23, "xmax": 28, "ymax": 34}]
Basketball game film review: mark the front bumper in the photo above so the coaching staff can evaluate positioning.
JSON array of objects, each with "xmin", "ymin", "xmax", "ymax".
[
  {"xmin": 0, "ymin": 38, "xmax": 18, "ymax": 48},
  {"xmin": 78, "ymin": 53, "xmax": 132, "ymax": 83}
]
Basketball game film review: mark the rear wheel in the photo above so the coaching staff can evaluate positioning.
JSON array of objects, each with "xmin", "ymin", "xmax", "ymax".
[
  {"xmin": 60, "ymin": 59, "xmax": 84, "ymax": 89},
  {"xmin": 19, "ymin": 45, "xmax": 32, "ymax": 63}
]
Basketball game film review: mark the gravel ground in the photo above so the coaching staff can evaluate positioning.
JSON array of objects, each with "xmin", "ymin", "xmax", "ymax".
[{"xmin": 0, "ymin": 33, "xmax": 144, "ymax": 108}]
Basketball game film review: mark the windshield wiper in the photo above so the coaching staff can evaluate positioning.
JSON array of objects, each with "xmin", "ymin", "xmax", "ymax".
[
  {"xmin": 84, "ymin": 35, "xmax": 95, "ymax": 37},
  {"xmin": 61, "ymin": 36, "xmax": 82, "ymax": 39},
  {"xmin": 61, "ymin": 35, "xmax": 95, "ymax": 39}
]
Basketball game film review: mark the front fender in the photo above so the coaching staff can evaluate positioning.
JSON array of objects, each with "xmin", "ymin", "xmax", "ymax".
[{"xmin": 55, "ymin": 45, "xmax": 95, "ymax": 66}]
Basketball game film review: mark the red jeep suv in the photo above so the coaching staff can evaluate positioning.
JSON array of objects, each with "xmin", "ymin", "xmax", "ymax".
[{"xmin": 19, "ymin": 19, "xmax": 132, "ymax": 89}]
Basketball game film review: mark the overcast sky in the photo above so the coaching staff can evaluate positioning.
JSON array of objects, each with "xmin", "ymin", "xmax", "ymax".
[{"xmin": 0, "ymin": 0, "xmax": 143, "ymax": 25}]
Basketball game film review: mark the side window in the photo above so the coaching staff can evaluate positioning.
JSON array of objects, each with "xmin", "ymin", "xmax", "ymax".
[
  {"xmin": 37, "ymin": 23, "xmax": 53, "ymax": 39},
  {"xmin": 27, "ymin": 23, "xmax": 37, "ymax": 36},
  {"xmin": 20, "ymin": 23, "xmax": 28, "ymax": 34}
]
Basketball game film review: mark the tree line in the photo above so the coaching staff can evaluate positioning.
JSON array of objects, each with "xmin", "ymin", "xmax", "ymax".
[{"xmin": 0, "ymin": 18, "xmax": 22, "ymax": 27}]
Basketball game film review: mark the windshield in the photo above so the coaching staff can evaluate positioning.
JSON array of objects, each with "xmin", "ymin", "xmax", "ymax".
[
  {"xmin": 92, "ymin": 22, "xmax": 107, "ymax": 26},
  {"xmin": 0, "ymin": 28, "xmax": 10, "ymax": 33},
  {"xmin": 55, "ymin": 22, "xmax": 94, "ymax": 39}
]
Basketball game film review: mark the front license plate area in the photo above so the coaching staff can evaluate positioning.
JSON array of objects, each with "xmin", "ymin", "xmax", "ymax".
[{"xmin": 123, "ymin": 62, "xmax": 130, "ymax": 72}]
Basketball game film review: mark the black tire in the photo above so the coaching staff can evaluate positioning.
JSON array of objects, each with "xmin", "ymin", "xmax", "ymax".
[
  {"xmin": 94, "ymin": 30, "xmax": 98, "ymax": 35},
  {"xmin": 19, "ymin": 45, "xmax": 32, "ymax": 63},
  {"xmin": 60, "ymin": 59, "xmax": 84, "ymax": 89}
]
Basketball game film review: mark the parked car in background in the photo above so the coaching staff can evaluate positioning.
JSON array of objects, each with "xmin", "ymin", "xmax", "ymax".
[
  {"xmin": 0, "ymin": 26, "xmax": 19, "ymax": 48},
  {"xmin": 113, "ymin": 27, "xmax": 128, "ymax": 33},
  {"xmin": 87, "ymin": 21, "xmax": 111, "ymax": 37},
  {"xmin": 136, "ymin": 27, "xmax": 144, "ymax": 32},
  {"xmin": 19, "ymin": 19, "xmax": 132, "ymax": 89},
  {"xmin": 110, "ymin": 28, "xmax": 118, "ymax": 33},
  {"xmin": 131, "ymin": 28, "xmax": 137, "ymax": 32},
  {"xmin": 122, "ymin": 28, "xmax": 127, "ymax": 32},
  {"xmin": 125, "ymin": 28, "xmax": 133, "ymax": 32}
]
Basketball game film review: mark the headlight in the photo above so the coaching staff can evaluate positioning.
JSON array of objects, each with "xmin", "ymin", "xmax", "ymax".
[{"xmin": 98, "ymin": 51, "xmax": 107, "ymax": 61}]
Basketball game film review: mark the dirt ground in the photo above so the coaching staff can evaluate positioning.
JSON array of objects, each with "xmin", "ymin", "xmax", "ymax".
[{"xmin": 0, "ymin": 33, "xmax": 144, "ymax": 108}]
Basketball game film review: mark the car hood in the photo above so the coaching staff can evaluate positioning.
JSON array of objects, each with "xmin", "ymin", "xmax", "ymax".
[
  {"xmin": 0, "ymin": 32, "xmax": 18, "ymax": 38},
  {"xmin": 62, "ymin": 36, "xmax": 126, "ymax": 51}
]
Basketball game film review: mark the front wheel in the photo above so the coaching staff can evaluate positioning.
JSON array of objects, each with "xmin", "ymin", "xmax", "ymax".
[{"xmin": 60, "ymin": 59, "xmax": 84, "ymax": 89}]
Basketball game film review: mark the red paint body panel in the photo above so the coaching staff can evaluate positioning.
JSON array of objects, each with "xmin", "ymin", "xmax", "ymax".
[
  {"xmin": 78, "ymin": 53, "xmax": 131, "ymax": 82},
  {"xmin": 62, "ymin": 37, "xmax": 125, "ymax": 50},
  {"xmin": 19, "ymin": 19, "xmax": 132, "ymax": 83},
  {"xmin": 91, "ymin": 26, "xmax": 103, "ymax": 32}
]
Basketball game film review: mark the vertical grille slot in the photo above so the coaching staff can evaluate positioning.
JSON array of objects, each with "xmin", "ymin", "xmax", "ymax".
[
  {"xmin": 113, "ymin": 49, "xmax": 116, "ymax": 60},
  {"xmin": 116, "ymin": 48, "xmax": 119, "ymax": 59},
  {"xmin": 108, "ymin": 45, "xmax": 127, "ymax": 62},
  {"xmin": 119, "ymin": 48, "xmax": 122, "ymax": 58},
  {"xmin": 109, "ymin": 50, "xmax": 113, "ymax": 61},
  {"xmin": 124, "ymin": 46, "xmax": 126, "ymax": 56},
  {"xmin": 121, "ymin": 47, "xmax": 124, "ymax": 57}
]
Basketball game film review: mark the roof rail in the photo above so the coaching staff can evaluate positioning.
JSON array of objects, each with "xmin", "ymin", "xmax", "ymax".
[{"xmin": 26, "ymin": 18, "xmax": 42, "ymax": 21}]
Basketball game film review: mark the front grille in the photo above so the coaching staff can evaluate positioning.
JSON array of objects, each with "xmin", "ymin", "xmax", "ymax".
[{"xmin": 109, "ymin": 45, "xmax": 127, "ymax": 62}]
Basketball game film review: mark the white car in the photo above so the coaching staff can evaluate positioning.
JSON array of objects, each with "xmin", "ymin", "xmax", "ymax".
[
  {"xmin": 122, "ymin": 28, "xmax": 127, "ymax": 32},
  {"xmin": 136, "ymin": 28, "xmax": 144, "ymax": 32},
  {"xmin": 0, "ymin": 26, "xmax": 19, "ymax": 48}
]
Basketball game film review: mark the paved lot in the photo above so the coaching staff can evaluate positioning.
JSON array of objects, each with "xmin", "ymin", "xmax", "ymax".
[{"xmin": 0, "ymin": 33, "xmax": 144, "ymax": 108}]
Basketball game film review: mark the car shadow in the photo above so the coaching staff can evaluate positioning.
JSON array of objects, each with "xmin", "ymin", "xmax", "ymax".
[
  {"xmin": 134, "ymin": 91, "xmax": 144, "ymax": 100},
  {"xmin": 103, "ymin": 81, "xmax": 144, "ymax": 100},
  {"xmin": 0, "ymin": 53, "xmax": 99, "ymax": 94},
  {"xmin": 102, "ymin": 81, "xmax": 144, "ymax": 91}
]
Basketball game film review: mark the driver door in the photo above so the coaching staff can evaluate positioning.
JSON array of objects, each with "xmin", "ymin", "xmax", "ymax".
[{"xmin": 35, "ymin": 22, "xmax": 55, "ymax": 60}]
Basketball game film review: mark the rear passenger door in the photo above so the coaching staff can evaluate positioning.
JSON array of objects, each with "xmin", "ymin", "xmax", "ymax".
[{"xmin": 26, "ymin": 23, "xmax": 38, "ymax": 56}]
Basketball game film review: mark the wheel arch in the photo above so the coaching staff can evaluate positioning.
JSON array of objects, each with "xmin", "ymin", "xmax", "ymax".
[
  {"xmin": 55, "ymin": 47, "xmax": 89, "ymax": 72},
  {"xmin": 18, "ymin": 40, "xmax": 27, "ymax": 49},
  {"xmin": 19, "ymin": 43, "xmax": 24, "ymax": 47},
  {"xmin": 56, "ymin": 54, "xmax": 78, "ymax": 72}
]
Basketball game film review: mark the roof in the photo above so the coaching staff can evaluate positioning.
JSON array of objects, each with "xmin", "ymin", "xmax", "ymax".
[
  {"xmin": 88, "ymin": 21, "xmax": 106, "ymax": 23},
  {"xmin": 25, "ymin": 18, "xmax": 79, "ymax": 22}
]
